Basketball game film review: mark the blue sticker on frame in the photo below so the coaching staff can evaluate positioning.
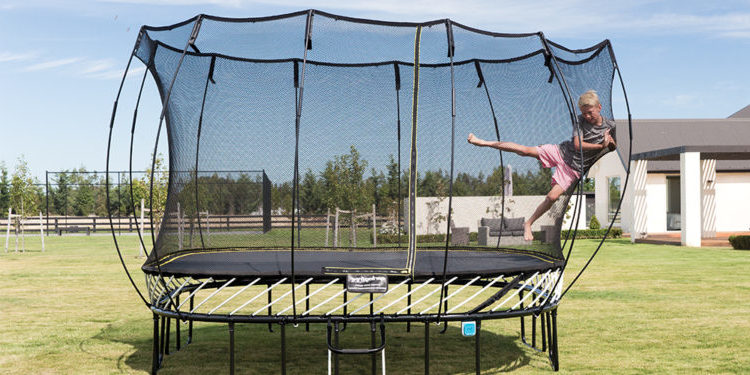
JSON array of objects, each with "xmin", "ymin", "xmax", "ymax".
[{"xmin": 461, "ymin": 321, "xmax": 476, "ymax": 337}]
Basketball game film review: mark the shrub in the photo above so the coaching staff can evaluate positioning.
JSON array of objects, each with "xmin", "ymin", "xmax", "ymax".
[
  {"xmin": 589, "ymin": 214, "xmax": 601, "ymax": 230},
  {"xmin": 376, "ymin": 233, "xmax": 447, "ymax": 244},
  {"xmin": 728, "ymin": 235, "xmax": 750, "ymax": 250},
  {"xmin": 561, "ymin": 227, "xmax": 622, "ymax": 239},
  {"xmin": 376, "ymin": 232, "xmax": 480, "ymax": 244}
]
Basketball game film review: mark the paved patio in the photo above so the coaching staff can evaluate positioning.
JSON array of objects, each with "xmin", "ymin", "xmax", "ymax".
[{"xmin": 630, "ymin": 232, "xmax": 750, "ymax": 247}]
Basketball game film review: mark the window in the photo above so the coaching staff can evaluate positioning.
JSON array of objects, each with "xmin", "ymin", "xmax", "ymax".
[
  {"xmin": 607, "ymin": 176, "xmax": 621, "ymax": 224},
  {"xmin": 666, "ymin": 176, "xmax": 681, "ymax": 231}
]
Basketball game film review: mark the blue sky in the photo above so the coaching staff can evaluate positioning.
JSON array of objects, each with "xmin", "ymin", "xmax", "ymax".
[{"xmin": 1, "ymin": 0, "xmax": 750, "ymax": 180}]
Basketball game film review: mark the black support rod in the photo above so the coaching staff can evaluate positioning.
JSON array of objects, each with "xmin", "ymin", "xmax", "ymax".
[
  {"xmin": 424, "ymin": 321, "xmax": 430, "ymax": 375},
  {"xmin": 474, "ymin": 60, "xmax": 506, "ymax": 248},
  {"xmin": 290, "ymin": 9, "xmax": 314, "ymax": 320},
  {"xmin": 147, "ymin": 17, "xmax": 205, "ymax": 323},
  {"xmin": 193, "ymin": 55, "xmax": 216, "ymax": 250},
  {"xmin": 394, "ymin": 62, "xmax": 403, "ymax": 249},
  {"xmin": 152, "ymin": 313, "xmax": 160, "ymax": 374},
  {"xmin": 281, "ymin": 323, "xmax": 287, "ymax": 375},
  {"xmin": 406, "ymin": 25, "xmax": 422, "ymax": 273},
  {"xmin": 560, "ymin": 42, "xmax": 634, "ymax": 299},
  {"xmin": 438, "ymin": 20, "xmax": 458, "ymax": 323},
  {"xmin": 475, "ymin": 320, "xmax": 481, "ymax": 375},
  {"xmin": 229, "ymin": 322, "xmax": 235, "ymax": 375}
]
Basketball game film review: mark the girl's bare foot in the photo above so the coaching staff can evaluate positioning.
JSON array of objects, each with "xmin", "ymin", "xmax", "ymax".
[{"xmin": 523, "ymin": 222, "xmax": 533, "ymax": 241}]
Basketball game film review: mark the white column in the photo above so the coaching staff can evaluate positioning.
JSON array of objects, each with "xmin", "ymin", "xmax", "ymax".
[
  {"xmin": 630, "ymin": 160, "xmax": 648, "ymax": 242},
  {"xmin": 701, "ymin": 159, "xmax": 717, "ymax": 239},
  {"xmin": 680, "ymin": 152, "xmax": 701, "ymax": 247}
]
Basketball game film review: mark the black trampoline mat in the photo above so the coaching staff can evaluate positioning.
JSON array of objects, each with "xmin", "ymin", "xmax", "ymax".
[{"xmin": 142, "ymin": 248, "xmax": 562, "ymax": 278}]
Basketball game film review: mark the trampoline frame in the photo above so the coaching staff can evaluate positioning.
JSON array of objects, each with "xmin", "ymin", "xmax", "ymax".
[
  {"xmin": 147, "ymin": 268, "xmax": 562, "ymax": 374},
  {"xmin": 104, "ymin": 9, "xmax": 633, "ymax": 375}
]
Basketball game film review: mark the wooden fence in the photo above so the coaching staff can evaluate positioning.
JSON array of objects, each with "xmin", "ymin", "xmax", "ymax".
[{"xmin": 1, "ymin": 214, "xmax": 396, "ymax": 234}]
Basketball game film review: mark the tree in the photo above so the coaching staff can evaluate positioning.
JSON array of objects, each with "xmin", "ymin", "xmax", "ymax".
[
  {"xmin": 582, "ymin": 177, "xmax": 595, "ymax": 192},
  {"xmin": 321, "ymin": 145, "xmax": 372, "ymax": 212},
  {"xmin": 512, "ymin": 160, "xmax": 552, "ymax": 195},
  {"xmin": 418, "ymin": 170, "xmax": 449, "ymax": 197},
  {"xmin": 271, "ymin": 181, "xmax": 293, "ymax": 214},
  {"xmin": 0, "ymin": 162, "xmax": 9, "ymax": 214},
  {"xmin": 376, "ymin": 155, "xmax": 404, "ymax": 218},
  {"xmin": 52, "ymin": 171, "xmax": 71, "ymax": 215},
  {"xmin": 143, "ymin": 153, "xmax": 169, "ymax": 227},
  {"xmin": 9, "ymin": 156, "xmax": 40, "ymax": 217},
  {"xmin": 300, "ymin": 169, "xmax": 324, "ymax": 214},
  {"xmin": 69, "ymin": 168, "xmax": 95, "ymax": 216}
]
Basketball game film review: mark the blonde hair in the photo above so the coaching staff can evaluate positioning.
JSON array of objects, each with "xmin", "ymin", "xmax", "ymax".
[{"xmin": 578, "ymin": 90, "xmax": 600, "ymax": 109}]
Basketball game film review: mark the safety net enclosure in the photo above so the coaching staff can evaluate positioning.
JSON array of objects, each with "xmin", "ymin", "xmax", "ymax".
[{"xmin": 107, "ymin": 9, "xmax": 631, "ymax": 374}]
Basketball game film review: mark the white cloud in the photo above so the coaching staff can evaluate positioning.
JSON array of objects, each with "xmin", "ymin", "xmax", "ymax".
[
  {"xmin": 23, "ymin": 57, "xmax": 83, "ymax": 72},
  {"xmin": 81, "ymin": 59, "xmax": 117, "ymax": 74},
  {"xmin": 0, "ymin": 51, "xmax": 38, "ymax": 63},
  {"xmin": 625, "ymin": 12, "xmax": 750, "ymax": 36},
  {"xmin": 97, "ymin": 0, "xmax": 246, "ymax": 6},
  {"xmin": 85, "ymin": 65, "xmax": 146, "ymax": 80},
  {"xmin": 7, "ymin": 52, "xmax": 139, "ymax": 80},
  {"xmin": 663, "ymin": 94, "xmax": 700, "ymax": 107}
]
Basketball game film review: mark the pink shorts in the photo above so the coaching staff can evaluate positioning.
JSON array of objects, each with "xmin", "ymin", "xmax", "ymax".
[{"xmin": 536, "ymin": 144, "xmax": 580, "ymax": 190}]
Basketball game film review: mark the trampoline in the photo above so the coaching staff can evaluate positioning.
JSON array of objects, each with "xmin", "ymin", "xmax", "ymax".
[
  {"xmin": 107, "ymin": 9, "xmax": 632, "ymax": 374},
  {"xmin": 143, "ymin": 248, "xmax": 563, "ymax": 278}
]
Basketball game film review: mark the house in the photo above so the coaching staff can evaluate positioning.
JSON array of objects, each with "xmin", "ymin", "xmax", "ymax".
[{"xmin": 588, "ymin": 105, "xmax": 750, "ymax": 246}]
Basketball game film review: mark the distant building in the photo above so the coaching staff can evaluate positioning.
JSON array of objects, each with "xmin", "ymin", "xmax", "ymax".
[{"xmin": 588, "ymin": 106, "xmax": 750, "ymax": 246}]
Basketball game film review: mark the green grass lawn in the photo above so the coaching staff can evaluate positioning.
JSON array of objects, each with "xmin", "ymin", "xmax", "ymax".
[{"xmin": 0, "ymin": 234, "xmax": 748, "ymax": 374}]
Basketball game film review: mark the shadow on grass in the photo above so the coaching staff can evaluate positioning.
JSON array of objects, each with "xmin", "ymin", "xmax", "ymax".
[{"xmin": 95, "ymin": 319, "xmax": 537, "ymax": 374}]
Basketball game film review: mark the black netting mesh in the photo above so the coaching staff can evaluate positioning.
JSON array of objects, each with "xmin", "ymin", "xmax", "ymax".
[{"xmin": 129, "ymin": 11, "xmax": 625, "ymax": 277}]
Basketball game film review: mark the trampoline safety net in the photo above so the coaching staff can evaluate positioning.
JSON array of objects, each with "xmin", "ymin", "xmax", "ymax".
[{"xmin": 128, "ymin": 11, "xmax": 624, "ymax": 278}]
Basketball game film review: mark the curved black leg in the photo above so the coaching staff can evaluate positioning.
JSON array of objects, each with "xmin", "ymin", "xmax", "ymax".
[
  {"xmin": 152, "ymin": 314, "xmax": 160, "ymax": 375},
  {"xmin": 228, "ymin": 322, "xmax": 235, "ymax": 375}
]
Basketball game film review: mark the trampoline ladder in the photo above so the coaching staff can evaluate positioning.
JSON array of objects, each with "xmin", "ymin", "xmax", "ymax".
[{"xmin": 326, "ymin": 318, "xmax": 386, "ymax": 375}]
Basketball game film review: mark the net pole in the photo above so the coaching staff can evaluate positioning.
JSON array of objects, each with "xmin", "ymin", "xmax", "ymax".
[
  {"xmin": 438, "ymin": 19, "xmax": 457, "ymax": 321},
  {"xmin": 148, "ymin": 16, "xmax": 204, "ymax": 248},
  {"xmin": 193, "ymin": 55, "xmax": 215, "ymax": 250},
  {"xmin": 531, "ymin": 34, "xmax": 582, "ymax": 303},
  {"xmin": 129, "ymin": 58, "xmax": 153, "ymax": 261},
  {"xmin": 406, "ymin": 25, "xmax": 422, "ymax": 273},
  {"xmin": 393, "ymin": 63, "xmax": 402, "ymax": 248},
  {"xmin": 474, "ymin": 60, "xmax": 506, "ymax": 248},
  {"xmin": 560, "ymin": 43, "xmax": 634, "ymax": 299},
  {"xmin": 289, "ymin": 10, "xmax": 314, "ymax": 319},
  {"xmin": 540, "ymin": 36, "xmax": 583, "ymax": 256},
  {"xmin": 146, "ymin": 16, "xmax": 204, "ymax": 319}
]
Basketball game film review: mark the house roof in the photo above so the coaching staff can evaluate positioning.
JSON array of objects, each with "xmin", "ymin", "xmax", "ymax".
[
  {"xmin": 729, "ymin": 104, "xmax": 750, "ymax": 118},
  {"xmin": 622, "ymin": 118, "xmax": 750, "ymax": 172}
]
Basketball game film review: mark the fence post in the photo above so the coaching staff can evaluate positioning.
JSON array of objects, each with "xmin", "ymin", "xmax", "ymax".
[
  {"xmin": 177, "ymin": 202, "xmax": 183, "ymax": 251},
  {"xmin": 334, "ymin": 208, "xmax": 339, "ymax": 248},
  {"xmin": 325, "ymin": 208, "xmax": 330, "ymax": 247},
  {"xmin": 372, "ymin": 204, "xmax": 377, "ymax": 248},
  {"xmin": 4, "ymin": 207, "xmax": 10, "ymax": 252},
  {"xmin": 140, "ymin": 199, "xmax": 145, "ymax": 258},
  {"xmin": 352, "ymin": 209, "xmax": 357, "ymax": 248},
  {"xmin": 39, "ymin": 212, "xmax": 45, "ymax": 252}
]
